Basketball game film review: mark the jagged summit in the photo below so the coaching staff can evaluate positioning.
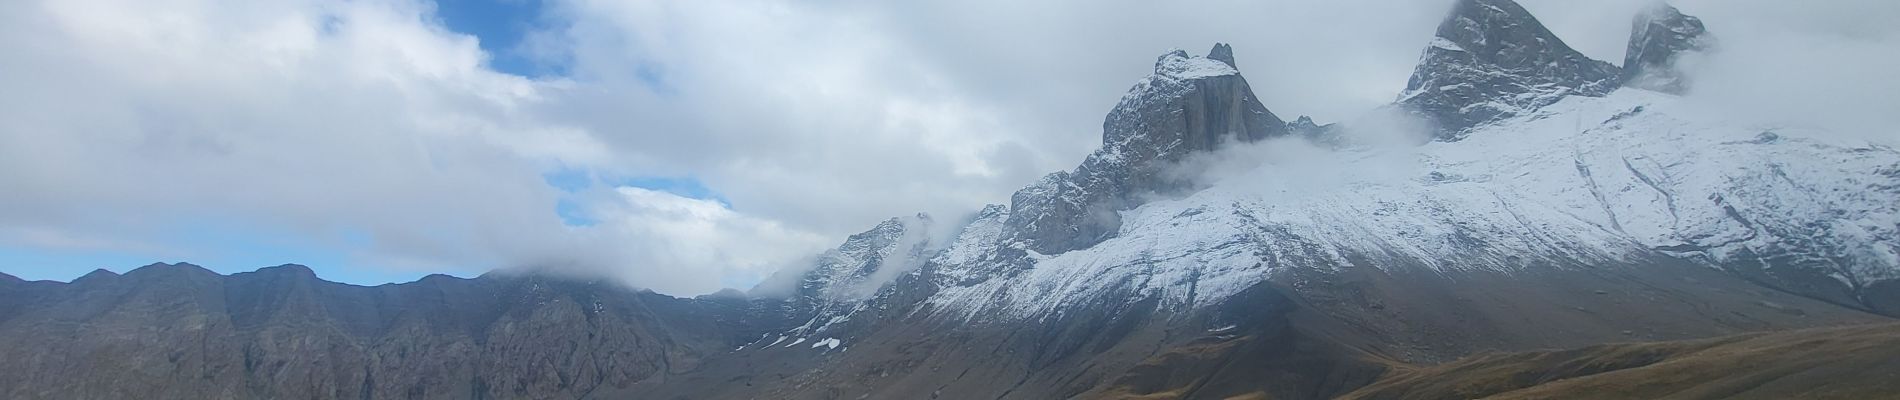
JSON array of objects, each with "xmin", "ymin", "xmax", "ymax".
[
  {"xmin": 1005, "ymin": 44, "xmax": 1288, "ymax": 255},
  {"xmin": 1107, "ymin": 45, "xmax": 1280, "ymax": 155},
  {"xmin": 1398, "ymin": 0, "xmax": 1621, "ymax": 140},
  {"xmin": 1207, "ymin": 42, "xmax": 1236, "ymax": 67},
  {"xmin": 1623, "ymin": 3, "xmax": 1711, "ymax": 94},
  {"xmin": 1285, "ymin": 114, "xmax": 1342, "ymax": 144},
  {"xmin": 771, "ymin": 213, "xmax": 936, "ymax": 303},
  {"xmin": 1148, "ymin": 49, "xmax": 1238, "ymax": 81}
]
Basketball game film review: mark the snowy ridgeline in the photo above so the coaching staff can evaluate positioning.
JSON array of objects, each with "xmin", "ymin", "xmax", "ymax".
[{"xmin": 924, "ymin": 89, "xmax": 1899, "ymax": 321}]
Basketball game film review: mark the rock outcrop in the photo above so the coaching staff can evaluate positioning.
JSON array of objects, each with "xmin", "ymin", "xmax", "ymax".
[
  {"xmin": 1207, "ymin": 42, "xmax": 1236, "ymax": 67},
  {"xmin": 1623, "ymin": 3, "xmax": 1712, "ymax": 94},
  {"xmin": 1397, "ymin": 0, "xmax": 1621, "ymax": 139},
  {"xmin": 766, "ymin": 213, "xmax": 935, "ymax": 303},
  {"xmin": 1005, "ymin": 44, "xmax": 1288, "ymax": 255}
]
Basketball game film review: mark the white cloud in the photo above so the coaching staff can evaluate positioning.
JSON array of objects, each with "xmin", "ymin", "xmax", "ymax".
[
  {"xmin": 2, "ymin": 0, "xmax": 1894, "ymax": 295},
  {"xmin": 0, "ymin": 0, "xmax": 817, "ymax": 295},
  {"xmin": 1673, "ymin": 0, "xmax": 1900, "ymax": 145},
  {"xmin": 1521, "ymin": 0, "xmax": 1900, "ymax": 144},
  {"xmin": 566, "ymin": 187, "xmax": 833, "ymax": 294}
]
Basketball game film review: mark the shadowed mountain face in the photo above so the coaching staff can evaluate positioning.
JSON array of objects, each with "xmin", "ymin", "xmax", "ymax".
[
  {"xmin": 0, "ymin": 263, "xmax": 778, "ymax": 399},
  {"xmin": 4, "ymin": 1, "xmax": 1899, "ymax": 399}
]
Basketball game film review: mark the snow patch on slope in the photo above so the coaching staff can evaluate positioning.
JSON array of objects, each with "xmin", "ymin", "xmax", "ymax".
[{"xmin": 1153, "ymin": 50, "xmax": 1238, "ymax": 80}]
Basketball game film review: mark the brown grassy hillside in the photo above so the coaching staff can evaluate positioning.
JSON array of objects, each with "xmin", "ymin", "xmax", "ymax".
[{"xmin": 1341, "ymin": 322, "xmax": 1900, "ymax": 400}]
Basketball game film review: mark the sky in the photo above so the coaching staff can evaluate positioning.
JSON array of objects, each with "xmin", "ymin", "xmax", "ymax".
[{"xmin": 1, "ymin": 0, "xmax": 1895, "ymax": 296}]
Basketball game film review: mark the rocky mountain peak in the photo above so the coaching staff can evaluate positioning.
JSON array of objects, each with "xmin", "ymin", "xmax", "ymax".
[
  {"xmin": 122, "ymin": 261, "xmax": 216, "ymax": 280},
  {"xmin": 1004, "ymin": 45, "xmax": 1288, "ymax": 255},
  {"xmin": 1106, "ymin": 47, "xmax": 1276, "ymax": 150},
  {"xmin": 772, "ymin": 213, "xmax": 936, "ymax": 303},
  {"xmin": 1149, "ymin": 49, "xmax": 1238, "ymax": 82},
  {"xmin": 1208, "ymin": 43, "xmax": 1237, "ymax": 67},
  {"xmin": 256, "ymin": 263, "xmax": 318, "ymax": 278},
  {"xmin": 1285, "ymin": 114, "xmax": 1339, "ymax": 144},
  {"xmin": 73, "ymin": 268, "xmax": 120, "ymax": 283},
  {"xmin": 1398, "ymin": 0, "xmax": 1621, "ymax": 140},
  {"xmin": 1623, "ymin": 3, "xmax": 1711, "ymax": 94}
]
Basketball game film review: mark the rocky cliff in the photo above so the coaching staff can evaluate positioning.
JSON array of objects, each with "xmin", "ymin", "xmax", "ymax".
[
  {"xmin": 1005, "ymin": 44, "xmax": 1291, "ymax": 256},
  {"xmin": 1397, "ymin": 0, "xmax": 1622, "ymax": 139}
]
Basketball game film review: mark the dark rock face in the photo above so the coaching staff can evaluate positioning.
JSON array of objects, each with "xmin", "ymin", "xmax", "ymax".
[
  {"xmin": 1207, "ymin": 42, "xmax": 1236, "ymax": 67},
  {"xmin": 1623, "ymin": 3, "xmax": 1711, "ymax": 94},
  {"xmin": 1398, "ymin": 0, "xmax": 1621, "ymax": 139},
  {"xmin": 1006, "ymin": 44, "xmax": 1288, "ymax": 255}
]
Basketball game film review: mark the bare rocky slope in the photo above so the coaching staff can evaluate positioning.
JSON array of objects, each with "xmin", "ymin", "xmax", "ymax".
[{"xmin": 4, "ymin": 0, "xmax": 1898, "ymax": 399}]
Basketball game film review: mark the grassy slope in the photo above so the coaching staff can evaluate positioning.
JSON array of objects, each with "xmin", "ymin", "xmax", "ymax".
[{"xmin": 1340, "ymin": 322, "xmax": 1900, "ymax": 400}]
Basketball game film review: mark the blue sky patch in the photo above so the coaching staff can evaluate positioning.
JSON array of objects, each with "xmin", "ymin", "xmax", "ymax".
[
  {"xmin": 541, "ymin": 166, "xmax": 593, "ymax": 192},
  {"xmin": 555, "ymin": 198, "xmax": 598, "ymax": 227},
  {"xmin": 543, "ymin": 167, "xmax": 731, "ymax": 225},
  {"xmin": 0, "ymin": 225, "xmax": 469, "ymax": 285},
  {"xmin": 434, "ymin": 0, "xmax": 562, "ymax": 78}
]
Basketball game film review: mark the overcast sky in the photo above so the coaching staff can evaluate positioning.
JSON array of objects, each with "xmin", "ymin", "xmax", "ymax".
[{"xmin": 1, "ymin": 0, "xmax": 1894, "ymax": 296}]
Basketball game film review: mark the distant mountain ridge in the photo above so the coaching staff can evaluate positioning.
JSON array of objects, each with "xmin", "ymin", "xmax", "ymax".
[{"xmin": 0, "ymin": 262, "xmax": 779, "ymax": 399}]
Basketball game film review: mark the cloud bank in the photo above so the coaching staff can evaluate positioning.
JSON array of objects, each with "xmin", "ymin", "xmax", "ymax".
[{"xmin": 1, "ymin": 0, "xmax": 1894, "ymax": 296}]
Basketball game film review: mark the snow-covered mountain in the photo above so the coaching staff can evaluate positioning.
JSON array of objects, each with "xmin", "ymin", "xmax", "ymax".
[
  {"xmin": 924, "ymin": 86, "xmax": 1899, "ymax": 323},
  {"xmin": 776, "ymin": 0, "xmax": 1898, "ymax": 331},
  {"xmin": 715, "ymin": 1, "xmax": 1898, "ymax": 396}
]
